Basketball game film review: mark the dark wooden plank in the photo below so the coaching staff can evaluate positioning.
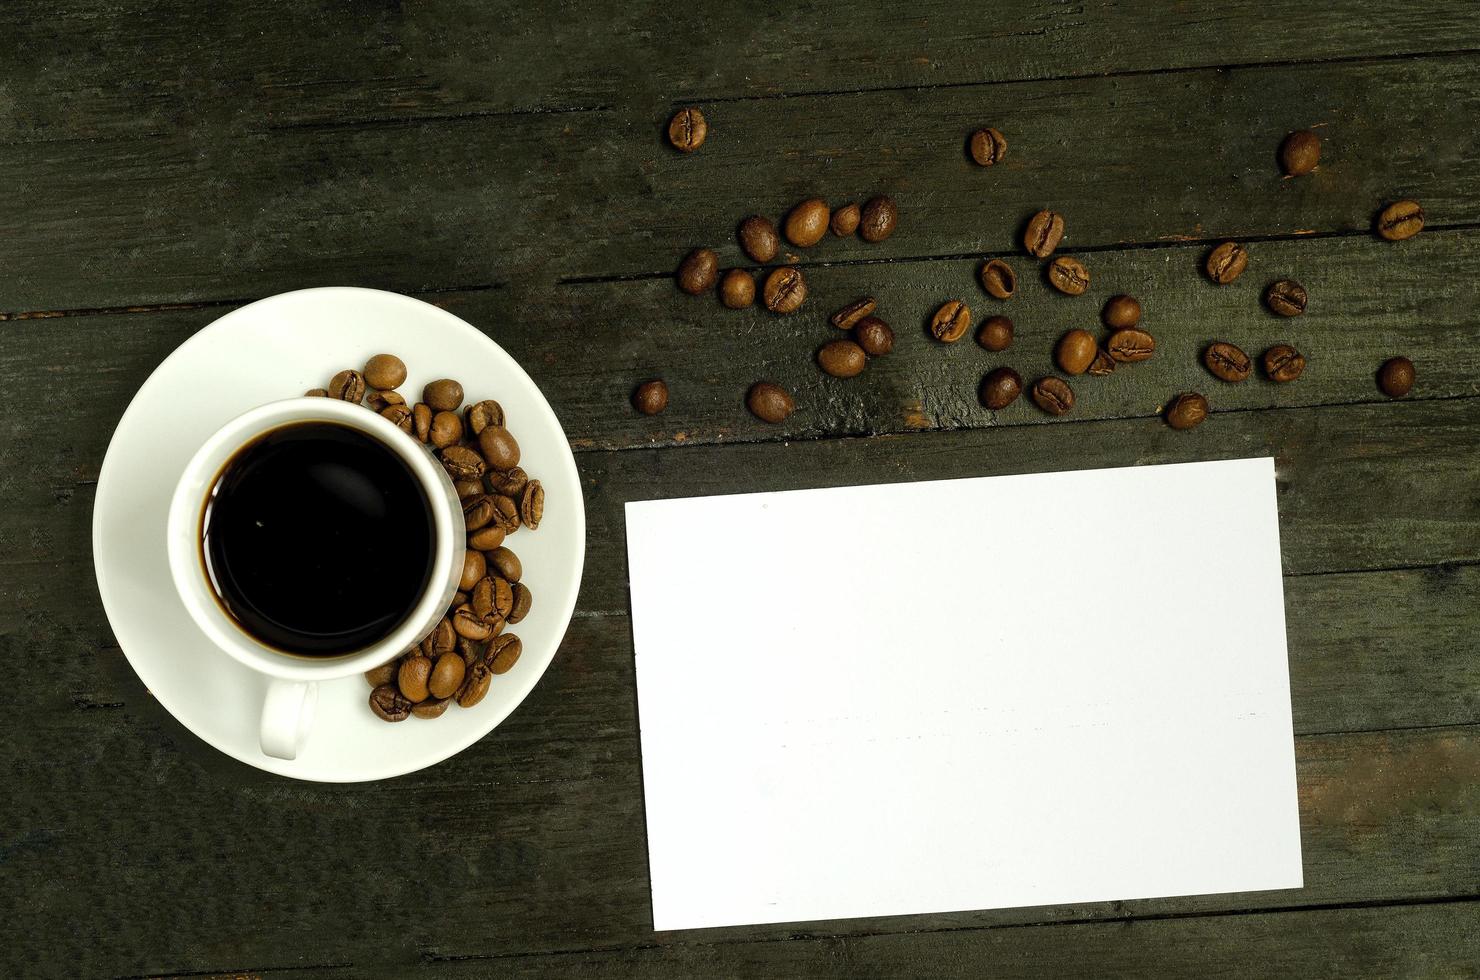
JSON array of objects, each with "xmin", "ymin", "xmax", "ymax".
[
  {"xmin": 439, "ymin": 902, "xmax": 1480, "ymax": 979},
  {"xmin": 4, "ymin": 56, "xmax": 1480, "ymax": 310},
  {"xmin": 5, "ymin": 2, "xmax": 1479, "ymax": 140}
]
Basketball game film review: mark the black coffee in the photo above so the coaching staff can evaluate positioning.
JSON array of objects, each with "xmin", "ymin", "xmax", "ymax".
[{"xmin": 202, "ymin": 421, "xmax": 434, "ymax": 657}]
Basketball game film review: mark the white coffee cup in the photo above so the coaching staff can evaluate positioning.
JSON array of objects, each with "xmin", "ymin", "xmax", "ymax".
[{"xmin": 166, "ymin": 397, "xmax": 465, "ymax": 760}]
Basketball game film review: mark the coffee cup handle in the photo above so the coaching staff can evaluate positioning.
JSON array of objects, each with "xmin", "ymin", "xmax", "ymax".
[{"xmin": 260, "ymin": 678, "xmax": 318, "ymax": 760}]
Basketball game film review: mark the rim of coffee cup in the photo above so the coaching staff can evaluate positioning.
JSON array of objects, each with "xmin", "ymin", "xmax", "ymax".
[{"xmin": 165, "ymin": 397, "xmax": 464, "ymax": 682}]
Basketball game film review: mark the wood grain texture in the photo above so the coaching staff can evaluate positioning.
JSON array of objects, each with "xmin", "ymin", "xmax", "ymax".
[{"xmin": 4, "ymin": 54, "xmax": 1480, "ymax": 310}]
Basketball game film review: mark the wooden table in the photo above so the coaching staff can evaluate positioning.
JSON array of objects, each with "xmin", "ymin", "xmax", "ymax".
[{"xmin": 5, "ymin": 3, "xmax": 1480, "ymax": 976}]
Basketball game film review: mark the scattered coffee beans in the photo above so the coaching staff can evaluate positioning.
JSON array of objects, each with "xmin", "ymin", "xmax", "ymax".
[
  {"xmin": 969, "ymin": 127, "xmax": 1007, "ymax": 166},
  {"xmin": 853, "ymin": 317, "xmax": 894, "ymax": 356},
  {"xmin": 1102, "ymin": 295, "xmax": 1141, "ymax": 329},
  {"xmin": 1203, "ymin": 342, "xmax": 1253, "ymax": 382},
  {"xmin": 1165, "ymin": 392, "xmax": 1209, "ymax": 430},
  {"xmin": 1376, "ymin": 200, "xmax": 1424, "ymax": 241},
  {"xmin": 930, "ymin": 300, "xmax": 972, "ymax": 343},
  {"xmin": 668, "ymin": 107, "xmax": 707, "ymax": 152},
  {"xmin": 831, "ymin": 297, "xmax": 877, "ymax": 330},
  {"xmin": 976, "ymin": 315, "xmax": 1013, "ymax": 352},
  {"xmin": 747, "ymin": 382, "xmax": 795, "ymax": 423},
  {"xmin": 858, "ymin": 195, "xmax": 897, "ymax": 243},
  {"xmin": 763, "ymin": 267, "xmax": 807, "ymax": 314},
  {"xmin": 786, "ymin": 198, "xmax": 831, "ymax": 247},
  {"xmin": 1055, "ymin": 329, "xmax": 1097, "ymax": 375},
  {"xmin": 1263, "ymin": 344, "xmax": 1306, "ymax": 382},
  {"xmin": 738, "ymin": 216, "xmax": 779, "ymax": 263},
  {"xmin": 1047, "ymin": 256, "xmax": 1089, "ymax": 296},
  {"xmin": 980, "ymin": 367, "xmax": 1023, "ymax": 410},
  {"xmin": 1265, "ymin": 279, "xmax": 1307, "ymax": 317},
  {"xmin": 818, "ymin": 340, "xmax": 867, "ymax": 378},
  {"xmin": 1107, "ymin": 328, "xmax": 1156, "ymax": 362},
  {"xmin": 720, "ymin": 269, "xmax": 756, "ymax": 309},
  {"xmin": 831, "ymin": 203, "xmax": 861, "ymax": 237},
  {"xmin": 1024, "ymin": 210, "xmax": 1064, "ymax": 258},
  {"xmin": 1206, "ymin": 241, "xmax": 1248, "ymax": 284},
  {"xmin": 1030, "ymin": 376, "xmax": 1074, "ymax": 415},
  {"xmin": 633, "ymin": 380, "xmax": 669, "ymax": 415},
  {"xmin": 363, "ymin": 354, "xmax": 407, "ymax": 390},
  {"xmin": 1280, "ymin": 130, "xmax": 1321, "ymax": 176},
  {"xmin": 677, "ymin": 247, "xmax": 720, "ymax": 294},
  {"xmin": 980, "ymin": 259, "xmax": 1017, "ymax": 300},
  {"xmin": 1377, "ymin": 356, "xmax": 1415, "ymax": 397}
]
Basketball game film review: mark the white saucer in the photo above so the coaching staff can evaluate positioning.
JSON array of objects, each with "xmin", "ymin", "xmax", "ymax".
[{"xmin": 92, "ymin": 287, "xmax": 586, "ymax": 781}]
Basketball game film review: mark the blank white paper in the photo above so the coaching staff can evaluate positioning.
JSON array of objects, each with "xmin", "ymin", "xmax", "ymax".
[{"xmin": 625, "ymin": 457, "xmax": 1302, "ymax": 931}]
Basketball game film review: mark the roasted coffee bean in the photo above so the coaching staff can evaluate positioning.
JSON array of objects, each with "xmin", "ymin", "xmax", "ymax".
[
  {"xmin": 485, "ymin": 466, "xmax": 529, "ymax": 498},
  {"xmin": 430, "ymin": 411, "xmax": 463, "ymax": 448},
  {"xmin": 471, "ymin": 576, "xmax": 495, "ymax": 619},
  {"xmin": 831, "ymin": 203, "xmax": 860, "ymax": 237},
  {"xmin": 454, "ymin": 479, "xmax": 482, "ymax": 500},
  {"xmin": 1024, "ymin": 210, "xmax": 1065, "ymax": 258},
  {"xmin": 818, "ymin": 339, "xmax": 867, "ymax": 378},
  {"xmin": 457, "ymin": 636, "xmax": 485, "ymax": 666},
  {"xmin": 980, "ymin": 367, "xmax": 1023, "ymax": 410},
  {"xmin": 976, "ymin": 315, "xmax": 1013, "ymax": 352},
  {"xmin": 720, "ymin": 269, "xmax": 756, "ymax": 309},
  {"xmin": 453, "ymin": 603, "xmax": 494, "ymax": 641},
  {"xmin": 469, "ymin": 525, "xmax": 506, "ymax": 551},
  {"xmin": 969, "ymin": 127, "xmax": 1007, "ymax": 166},
  {"xmin": 1376, "ymin": 200, "xmax": 1424, "ymax": 241},
  {"xmin": 464, "ymin": 399, "xmax": 505, "ymax": 435},
  {"xmin": 305, "ymin": 388, "xmax": 328, "ymax": 397},
  {"xmin": 785, "ymin": 198, "xmax": 831, "ymax": 247},
  {"xmin": 1055, "ymin": 329, "xmax": 1098, "ymax": 375},
  {"xmin": 379, "ymin": 403, "xmax": 413, "ymax": 433},
  {"xmin": 433, "ymin": 617, "xmax": 456, "ymax": 652},
  {"xmin": 668, "ymin": 107, "xmax": 707, "ymax": 152},
  {"xmin": 930, "ymin": 300, "xmax": 972, "ymax": 343},
  {"xmin": 363, "ymin": 353, "xmax": 407, "ymax": 390},
  {"xmin": 1047, "ymin": 256, "xmax": 1089, "ymax": 296},
  {"xmin": 508, "ymin": 584, "xmax": 532, "ymax": 624},
  {"xmin": 1030, "ymin": 376, "xmax": 1074, "ymax": 415},
  {"xmin": 763, "ymin": 267, "xmax": 807, "ymax": 314},
  {"xmin": 478, "ymin": 426, "xmax": 521, "ymax": 470},
  {"xmin": 452, "ymin": 591, "xmax": 468, "ymax": 607},
  {"xmin": 419, "ymin": 636, "xmax": 435, "ymax": 658},
  {"xmin": 979, "ymin": 259, "xmax": 1016, "ymax": 300},
  {"xmin": 460, "ymin": 549, "xmax": 486, "ymax": 591},
  {"xmin": 738, "ymin": 216, "xmax": 779, "ymax": 263},
  {"xmin": 366, "ymin": 389, "xmax": 406, "ymax": 412},
  {"xmin": 412, "ymin": 698, "xmax": 450, "ymax": 720},
  {"xmin": 831, "ymin": 297, "xmax": 876, "ymax": 330},
  {"xmin": 1265, "ymin": 279, "xmax": 1307, "ymax": 317},
  {"xmin": 1165, "ymin": 392, "xmax": 1210, "ymax": 430},
  {"xmin": 1206, "ymin": 241, "xmax": 1248, "ymax": 284},
  {"xmin": 677, "ymin": 247, "xmax": 720, "ymax": 294},
  {"xmin": 488, "ymin": 634, "xmax": 523, "ymax": 674},
  {"xmin": 747, "ymin": 381, "xmax": 795, "ymax": 423},
  {"xmin": 858, "ymin": 195, "xmax": 897, "ymax": 243},
  {"xmin": 441, "ymin": 445, "xmax": 485, "ymax": 480},
  {"xmin": 489, "ymin": 576, "xmax": 515, "ymax": 618},
  {"xmin": 1280, "ymin": 130, "xmax": 1321, "ymax": 176},
  {"xmin": 398, "ymin": 655, "xmax": 433, "ymax": 703},
  {"xmin": 488, "ymin": 495, "xmax": 521, "ymax": 533},
  {"xmin": 1377, "ymin": 356, "xmax": 1415, "ymax": 397},
  {"xmin": 428, "ymin": 652, "xmax": 466, "ymax": 700},
  {"xmin": 853, "ymin": 317, "xmax": 894, "ymax": 356},
  {"xmin": 365, "ymin": 661, "xmax": 397, "ymax": 687},
  {"xmin": 633, "ymin": 380, "xmax": 669, "ymax": 415},
  {"xmin": 413, "ymin": 403, "xmax": 433, "ymax": 442},
  {"xmin": 520, "ymin": 480, "xmax": 544, "ymax": 530},
  {"xmin": 1102, "ymin": 294, "xmax": 1141, "ymax": 329},
  {"xmin": 328, "ymin": 369, "xmax": 366, "ymax": 403},
  {"xmin": 1107, "ymin": 328, "xmax": 1156, "ymax": 362},
  {"xmin": 1262, "ymin": 344, "xmax": 1306, "ymax": 382},
  {"xmin": 1087, "ymin": 348, "xmax": 1115, "ymax": 376},
  {"xmin": 1203, "ymin": 342, "xmax": 1253, "ymax": 382},
  {"xmin": 456, "ymin": 661, "xmax": 492, "ymax": 708},
  {"xmin": 463, "ymin": 494, "xmax": 496, "ymax": 532},
  {"xmin": 421, "ymin": 379, "xmax": 463, "ymax": 412},
  {"xmin": 370, "ymin": 683, "xmax": 412, "ymax": 722},
  {"xmin": 489, "ymin": 546, "xmax": 522, "ymax": 583}
]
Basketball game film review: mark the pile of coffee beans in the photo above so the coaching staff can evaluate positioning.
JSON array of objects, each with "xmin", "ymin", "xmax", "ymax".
[
  {"xmin": 816, "ymin": 297, "xmax": 896, "ymax": 379},
  {"xmin": 307, "ymin": 353, "xmax": 542, "ymax": 723}
]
